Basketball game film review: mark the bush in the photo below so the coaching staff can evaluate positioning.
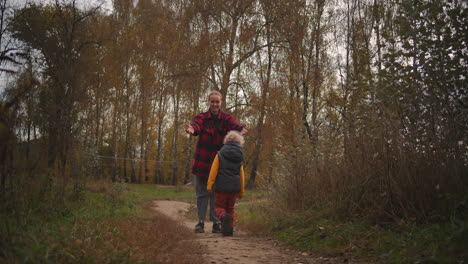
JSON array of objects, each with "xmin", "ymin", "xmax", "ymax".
[{"xmin": 267, "ymin": 121, "xmax": 468, "ymax": 223}]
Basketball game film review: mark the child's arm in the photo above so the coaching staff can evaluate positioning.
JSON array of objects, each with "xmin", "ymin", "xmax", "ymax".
[
  {"xmin": 239, "ymin": 165, "xmax": 245, "ymax": 198},
  {"xmin": 207, "ymin": 155, "xmax": 220, "ymax": 192}
]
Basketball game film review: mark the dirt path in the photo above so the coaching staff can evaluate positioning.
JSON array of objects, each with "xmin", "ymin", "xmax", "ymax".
[{"xmin": 152, "ymin": 200, "xmax": 371, "ymax": 264}]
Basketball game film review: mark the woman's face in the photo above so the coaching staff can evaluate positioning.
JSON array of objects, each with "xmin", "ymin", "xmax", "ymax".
[{"xmin": 209, "ymin": 94, "xmax": 222, "ymax": 114}]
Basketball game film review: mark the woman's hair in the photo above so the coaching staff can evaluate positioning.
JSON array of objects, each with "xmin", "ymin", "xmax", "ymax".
[
  {"xmin": 223, "ymin": 130, "xmax": 244, "ymax": 146},
  {"xmin": 208, "ymin": 90, "xmax": 222, "ymax": 100}
]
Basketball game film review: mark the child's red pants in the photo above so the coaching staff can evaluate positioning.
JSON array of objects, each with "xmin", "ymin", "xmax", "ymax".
[{"xmin": 214, "ymin": 192, "xmax": 237, "ymax": 227}]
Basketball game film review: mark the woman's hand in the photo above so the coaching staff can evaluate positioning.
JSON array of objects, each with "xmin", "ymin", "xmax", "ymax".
[
  {"xmin": 185, "ymin": 124, "xmax": 194, "ymax": 135},
  {"xmin": 240, "ymin": 127, "xmax": 248, "ymax": 135}
]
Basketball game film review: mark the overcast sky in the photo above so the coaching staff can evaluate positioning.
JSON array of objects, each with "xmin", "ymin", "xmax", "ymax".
[
  {"xmin": 10, "ymin": 0, "xmax": 114, "ymax": 12},
  {"xmin": 11, "ymin": 0, "xmax": 107, "ymax": 7}
]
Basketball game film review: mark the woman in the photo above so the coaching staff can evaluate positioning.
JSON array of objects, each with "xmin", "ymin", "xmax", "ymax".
[{"xmin": 185, "ymin": 90, "xmax": 247, "ymax": 233}]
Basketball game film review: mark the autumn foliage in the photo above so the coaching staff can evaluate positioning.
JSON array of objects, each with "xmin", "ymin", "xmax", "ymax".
[{"xmin": 1, "ymin": 0, "xmax": 466, "ymax": 224}]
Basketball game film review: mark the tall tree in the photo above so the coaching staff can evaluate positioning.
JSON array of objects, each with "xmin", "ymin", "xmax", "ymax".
[
  {"xmin": 192, "ymin": 0, "xmax": 265, "ymax": 104},
  {"xmin": 247, "ymin": 0, "xmax": 275, "ymax": 187},
  {"xmin": 10, "ymin": 1, "xmax": 103, "ymax": 181}
]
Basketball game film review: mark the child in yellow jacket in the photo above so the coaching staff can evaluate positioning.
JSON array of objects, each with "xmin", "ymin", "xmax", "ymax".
[{"xmin": 207, "ymin": 130, "xmax": 245, "ymax": 236}]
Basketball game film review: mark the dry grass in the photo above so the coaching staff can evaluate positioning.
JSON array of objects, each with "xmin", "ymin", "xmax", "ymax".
[
  {"xmin": 1, "ymin": 178, "xmax": 205, "ymax": 264},
  {"xmin": 116, "ymin": 208, "xmax": 205, "ymax": 263},
  {"xmin": 268, "ymin": 132, "xmax": 467, "ymax": 223},
  {"xmin": 53, "ymin": 204, "xmax": 205, "ymax": 264},
  {"xmin": 85, "ymin": 179, "xmax": 116, "ymax": 193}
]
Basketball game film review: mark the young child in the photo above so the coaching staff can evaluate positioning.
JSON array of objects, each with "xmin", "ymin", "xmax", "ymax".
[{"xmin": 207, "ymin": 130, "xmax": 245, "ymax": 236}]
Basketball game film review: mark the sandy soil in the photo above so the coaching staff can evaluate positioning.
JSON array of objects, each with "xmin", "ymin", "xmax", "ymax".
[{"xmin": 153, "ymin": 200, "xmax": 374, "ymax": 264}]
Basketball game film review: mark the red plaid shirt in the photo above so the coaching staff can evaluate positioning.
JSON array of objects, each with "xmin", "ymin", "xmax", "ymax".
[{"xmin": 190, "ymin": 110, "xmax": 244, "ymax": 178}]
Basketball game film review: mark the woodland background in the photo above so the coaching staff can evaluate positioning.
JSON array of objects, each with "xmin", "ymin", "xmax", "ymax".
[{"xmin": 0, "ymin": 0, "xmax": 467, "ymax": 225}]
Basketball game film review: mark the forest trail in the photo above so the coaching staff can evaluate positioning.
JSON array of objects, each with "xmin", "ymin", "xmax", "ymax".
[{"xmin": 152, "ymin": 200, "xmax": 372, "ymax": 264}]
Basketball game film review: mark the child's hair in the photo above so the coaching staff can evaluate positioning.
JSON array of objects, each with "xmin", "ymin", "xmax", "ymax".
[
  {"xmin": 208, "ymin": 90, "xmax": 222, "ymax": 100},
  {"xmin": 224, "ymin": 130, "xmax": 244, "ymax": 146}
]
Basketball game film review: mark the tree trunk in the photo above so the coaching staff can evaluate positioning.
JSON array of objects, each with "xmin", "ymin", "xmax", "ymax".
[
  {"xmin": 155, "ymin": 87, "xmax": 166, "ymax": 184},
  {"xmin": 310, "ymin": 0, "xmax": 325, "ymax": 154},
  {"xmin": 220, "ymin": 12, "xmax": 240, "ymax": 99},
  {"xmin": 156, "ymin": 120, "xmax": 163, "ymax": 184},
  {"xmin": 111, "ymin": 92, "xmax": 119, "ymax": 182},
  {"xmin": 171, "ymin": 86, "xmax": 180, "ymax": 186},
  {"xmin": 139, "ymin": 88, "xmax": 146, "ymax": 184},
  {"xmin": 144, "ymin": 144, "xmax": 149, "ymax": 183},
  {"xmin": 184, "ymin": 136, "xmax": 192, "ymax": 184},
  {"xmin": 248, "ymin": 13, "xmax": 273, "ymax": 188},
  {"xmin": 130, "ymin": 147, "xmax": 136, "ymax": 183},
  {"xmin": 124, "ymin": 70, "xmax": 136, "ymax": 183}
]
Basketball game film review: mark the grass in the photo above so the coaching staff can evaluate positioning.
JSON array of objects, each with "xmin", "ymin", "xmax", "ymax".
[
  {"xmin": 235, "ymin": 200, "xmax": 468, "ymax": 264},
  {"xmin": 125, "ymin": 184, "xmax": 195, "ymax": 203},
  {"xmin": 7, "ymin": 178, "xmax": 462, "ymax": 264},
  {"xmin": 0, "ymin": 180, "xmax": 204, "ymax": 264}
]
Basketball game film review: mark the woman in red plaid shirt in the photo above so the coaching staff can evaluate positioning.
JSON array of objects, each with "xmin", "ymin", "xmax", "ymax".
[{"xmin": 185, "ymin": 91, "xmax": 247, "ymax": 233}]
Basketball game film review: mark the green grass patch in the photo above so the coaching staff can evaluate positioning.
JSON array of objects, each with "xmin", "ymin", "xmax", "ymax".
[
  {"xmin": 236, "ymin": 202, "xmax": 468, "ymax": 264},
  {"xmin": 122, "ymin": 184, "xmax": 266, "ymax": 204},
  {"xmin": 1, "ymin": 181, "xmax": 203, "ymax": 263},
  {"xmin": 125, "ymin": 184, "xmax": 195, "ymax": 203},
  {"xmin": 242, "ymin": 188, "xmax": 267, "ymax": 200}
]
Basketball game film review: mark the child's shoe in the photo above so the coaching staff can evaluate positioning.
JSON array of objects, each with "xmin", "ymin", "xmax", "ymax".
[
  {"xmin": 195, "ymin": 221, "xmax": 204, "ymax": 233},
  {"xmin": 221, "ymin": 213, "xmax": 232, "ymax": 236},
  {"xmin": 212, "ymin": 222, "xmax": 222, "ymax": 233}
]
